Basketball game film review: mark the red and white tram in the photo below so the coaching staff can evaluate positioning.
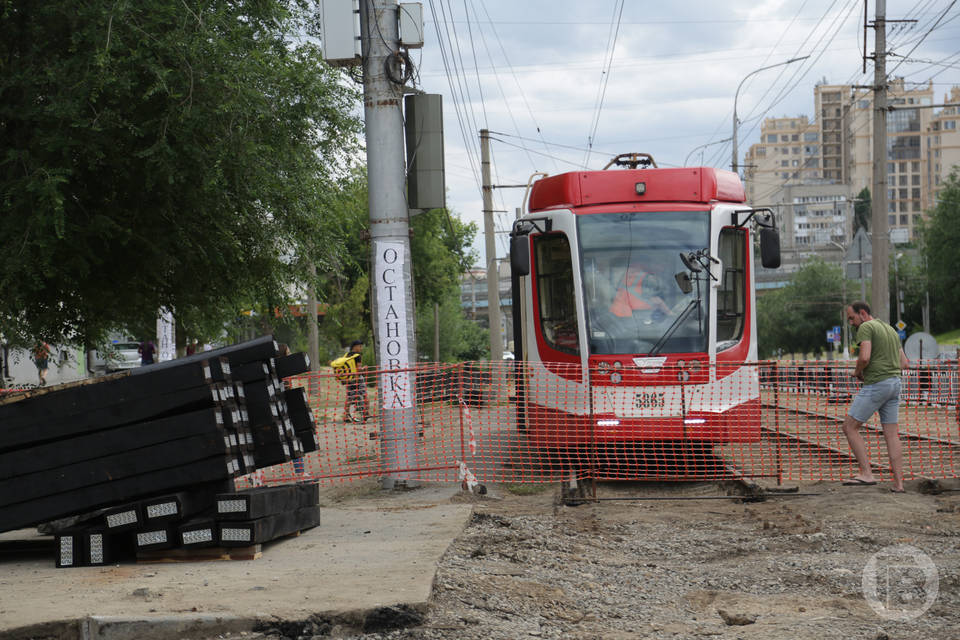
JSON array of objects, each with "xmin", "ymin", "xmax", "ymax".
[{"xmin": 509, "ymin": 154, "xmax": 780, "ymax": 451}]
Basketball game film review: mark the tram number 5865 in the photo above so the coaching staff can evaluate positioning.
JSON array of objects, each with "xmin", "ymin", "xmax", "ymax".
[{"xmin": 635, "ymin": 391, "xmax": 665, "ymax": 409}]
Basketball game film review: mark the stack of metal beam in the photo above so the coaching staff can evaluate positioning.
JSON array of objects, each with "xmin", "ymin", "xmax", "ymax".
[{"xmin": 0, "ymin": 336, "xmax": 319, "ymax": 566}]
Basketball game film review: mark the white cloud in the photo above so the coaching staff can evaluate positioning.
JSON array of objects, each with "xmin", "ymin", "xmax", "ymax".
[{"xmin": 401, "ymin": 0, "xmax": 960, "ymax": 262}]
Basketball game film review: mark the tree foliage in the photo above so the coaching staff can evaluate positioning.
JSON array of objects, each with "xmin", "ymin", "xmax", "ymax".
[
  {"xmin": 853, "ymin": 186, "xmax": 871, "ymax": 235},
  {"xmin": 306, "ymin": 168, "xmax": 484, "ymax": 363},
  {"xmin": 919, "ymin": 170, "xmax": 960, "ymax": 333},
  {"xmin": 0, "ymin": 0, "xmax": 361, "ymax": 348},
  {"xmin": 757, "ymin": 257, "xmax": 845, "ymax": 358},
  {"xmin": 410, "ymin": 207, "xmax": 486, "ymax": 361}
]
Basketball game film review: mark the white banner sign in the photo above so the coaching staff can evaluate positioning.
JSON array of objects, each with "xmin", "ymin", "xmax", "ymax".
[
  {"xmin": 156, "ymin": 308, "xmax": 176, "ymax": 362},
  {"xmin": 375, "ymin": 242, "xmax": 412, "ymax": 409}
]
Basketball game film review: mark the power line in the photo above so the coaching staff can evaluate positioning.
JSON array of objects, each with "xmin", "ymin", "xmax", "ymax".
[
  {"xmin": 888, "ymin": 0, "xmax": 959, "ymax": 76},
  {"xmin": 582, "ymin": 0, "xmax": 625, "ymax": 169},
  {"xmin": 463, "ymin": 0, "xmax": 489, "ymax": 129},
  {"xmin": 476, "ymin": 0, "xmax": 558, "ymax": 173},
  {"xmin": 710, "ymin": 0, "xmax": 861, "ymax": 168},
  {"xmin": 426, "ymin": 0, "xmax": 482, "ymax": 191},
  {"xmin": 467, "ymin": 0, "xmax": 536, "ymax": 169}
]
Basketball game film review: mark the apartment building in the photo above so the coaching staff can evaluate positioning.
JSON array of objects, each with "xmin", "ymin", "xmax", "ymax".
[
  {"xmin": 459, "ymin": 262, "xmax": 513, "ymax": 351},
  {"xmin": 929, "ymin": 86, "xmax": 960, "ymax": 204},
  {"xmin": 745, "ymin": 79, "xmax": 960, "ymax": 251}
]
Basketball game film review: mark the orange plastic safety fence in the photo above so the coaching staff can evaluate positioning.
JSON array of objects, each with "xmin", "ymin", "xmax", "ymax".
[{"xmin": 237, "ymin": 359, "xmax": 960, "ymax": 487}]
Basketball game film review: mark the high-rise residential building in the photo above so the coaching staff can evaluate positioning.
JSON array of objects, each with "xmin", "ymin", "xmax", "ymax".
[
  {"xmin": 745, "ymin": 79, "xmax": 960, "ymax": 246},
  {"xmin": 928, "ymin": 86, "xmax": 960, "ymax": 205}
]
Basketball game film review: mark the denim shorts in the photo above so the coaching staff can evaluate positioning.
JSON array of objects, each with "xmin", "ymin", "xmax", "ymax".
[{"xmin": 849, "ymin": 376, "xmax": 901, "ymax": 424}]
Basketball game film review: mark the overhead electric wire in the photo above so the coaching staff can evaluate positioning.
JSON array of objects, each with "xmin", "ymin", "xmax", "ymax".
[
  {"xmin": 706, "ymin": 0, "xmax": 860, "ymax": 167},
  {"xmin": 427, "ymin": 0, "xmax": 483, "ymax": 193},
  {"xmin": 582, "ymin": 0, "xmax": 625, "ymax": 169},
  {"xmin": 888, "ymin": 0, "xmax": 959, "ymax": 77},
  {"xmin": 476, "ymin": 0, "xmax": 558, "ymax": 172},
  {"xmin": 467, "ymin": 0, "xmax": 537, "ymax": 169},
  {"xmin": 441, "ymin": 0, "xmax": 481, "ymax": 139},
  {"xmin": 708, "ymin": 0, "xmax": 861, "ymax": 169},
  {"xmin": 463, "ymin": 0, "xmax": 489, "ymax": 129},
  {"xmin": 696, "ymin": 0, "xmax": 822, "ymax": 169},
  {"xmin": 491, "ymin": 137, "xmax": 603, "ymax": 168}
]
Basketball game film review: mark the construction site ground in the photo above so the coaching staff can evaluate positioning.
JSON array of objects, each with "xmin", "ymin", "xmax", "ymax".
[{"xmin": 1, "ymin": 478, "xmax": 958, "ymax": 640}]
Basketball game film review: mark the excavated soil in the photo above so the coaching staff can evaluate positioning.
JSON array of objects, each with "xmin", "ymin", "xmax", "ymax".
[{"xmin": 248, "ymin": 478, "xmax": 960, "ymax": 640}]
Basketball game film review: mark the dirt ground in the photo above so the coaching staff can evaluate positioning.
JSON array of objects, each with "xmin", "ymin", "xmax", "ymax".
[{"xmin": 228, "ymin": 477, "xmax": 960, "ymax": 640}]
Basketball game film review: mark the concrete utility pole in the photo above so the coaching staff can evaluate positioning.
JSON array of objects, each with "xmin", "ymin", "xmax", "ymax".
[
  {"xmin": 871, "ymin": 0, "xmax": 891, "ymax": 323},
  {"xmin": 480, "ymin": 129, "xmax": 502, "ymax": 360},
  {"xmin": 360, "ymin": 0, "xmax": 420, "ymax": 489}
]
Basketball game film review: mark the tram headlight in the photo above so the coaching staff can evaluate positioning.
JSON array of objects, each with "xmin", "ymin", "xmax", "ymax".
[
  {"xmin": 612, "ymin": 360, "xmax": 623, "ymax": 370},
  {"xmin": 598, "ymin": 361, "xmax": 611, "ymax": 373},
  {"xmin": 610, "ymin": 371, "xmax": 623, "ymax": 384},
  {"xmin": 688, "ymin": 360, "xmax": 702, "ymax": 372}
]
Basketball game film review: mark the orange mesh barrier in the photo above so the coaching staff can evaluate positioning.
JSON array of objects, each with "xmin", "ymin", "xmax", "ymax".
[{"xmin": 238, "ymin": 359, "xmax": 960, "ymax": 487}]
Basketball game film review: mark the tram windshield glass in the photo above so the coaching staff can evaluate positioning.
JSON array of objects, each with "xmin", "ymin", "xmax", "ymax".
[{"xmin": 578, "ymin": 211, "xmax": 710, "ymax": 355}]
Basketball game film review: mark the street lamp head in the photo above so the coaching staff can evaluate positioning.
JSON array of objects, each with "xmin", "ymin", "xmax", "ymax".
[{"xmin": 732, "ymin": 55, "xmax": 810, "ymax": 173}]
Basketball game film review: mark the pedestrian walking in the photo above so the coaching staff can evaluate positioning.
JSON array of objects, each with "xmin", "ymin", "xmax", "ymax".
[
  {"xmin": 841, "ymin": 301, "xmax": 910, "ymax": 493},
  {"xmin": 336, "ymin": 340, "xmax": 369, "ymax": 423},
  {"xmin": 32, "ymin": 341, "xmax": 51, "ymax": 385},
  {"xmin": 138, "ymin": 339, "xmax": 156, "ymax": 366}
]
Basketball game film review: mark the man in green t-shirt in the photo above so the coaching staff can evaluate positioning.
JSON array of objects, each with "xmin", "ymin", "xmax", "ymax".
[{"xmin": 841, "ymin": 301, "xmax": 910, "ymax": 492}]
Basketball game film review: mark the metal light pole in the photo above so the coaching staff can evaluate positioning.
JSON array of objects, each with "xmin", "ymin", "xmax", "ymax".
[
  {"xmin": 732, "ymin": 56, "xmax": 809, "ymax": 174},
  {"xmin": 894, "ymin": 251, "xmax": 903, "ymax": 327},
  {"xmin": 829, "ymin": 240, "xmax": 849, "ymax": 357}
]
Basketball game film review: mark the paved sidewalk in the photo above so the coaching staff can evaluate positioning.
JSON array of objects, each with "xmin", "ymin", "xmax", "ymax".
[{"xmin": 0, "ymin": 484, "xmax": 473, "ymax": 640}]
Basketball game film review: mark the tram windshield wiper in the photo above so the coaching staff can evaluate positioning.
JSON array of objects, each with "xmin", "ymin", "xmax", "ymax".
[{"xmin": 649, "ymin": 299, "xmax": 701, "ymax": 356}]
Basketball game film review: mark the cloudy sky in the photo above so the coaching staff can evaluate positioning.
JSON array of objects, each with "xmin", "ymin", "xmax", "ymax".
[{"xmin": 400, "ymin": 0, "xmax": 960, "ymax": 264}]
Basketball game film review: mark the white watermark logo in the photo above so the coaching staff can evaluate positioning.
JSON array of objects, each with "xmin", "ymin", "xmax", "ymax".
[{"xmin": 862, "ymin": 544, "xmax": 939, "ymax": 621}]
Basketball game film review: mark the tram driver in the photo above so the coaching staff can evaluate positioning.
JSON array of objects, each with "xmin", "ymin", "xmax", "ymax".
[{"xmin": 608, "ymin": 260, "xmax": 674, "ymax": 325}]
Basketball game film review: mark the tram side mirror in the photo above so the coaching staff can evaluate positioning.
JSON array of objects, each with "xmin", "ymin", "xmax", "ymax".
[
  {"xmin": 675, "ymin": 272, "xmax": 693, "ymax": 294},
  {"xmin": 510, "ymin": 235, "xmax": 530, "ymax": 276},
  {"xmin": 760, "ymin": 227, "xmax": 781, "ymax": 269}
]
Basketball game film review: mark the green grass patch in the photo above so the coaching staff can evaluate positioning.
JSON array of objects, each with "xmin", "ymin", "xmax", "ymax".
[
  {"xmin": 935, "ymin": 328, "xmax": 960, "ymax": 344},
  {"xmin": 505, "ymin": 483, "xmax": 549, "ymax": 496}
]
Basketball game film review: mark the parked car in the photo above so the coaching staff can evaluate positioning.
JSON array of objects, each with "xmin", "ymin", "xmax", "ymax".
[{"xmin": 92, "ymin": 342, "xmax": 142, "ymax": 373}]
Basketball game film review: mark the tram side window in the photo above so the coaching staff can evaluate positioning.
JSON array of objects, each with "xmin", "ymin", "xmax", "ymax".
[
  {"xmin": 717, "ymin": 227, "xmax": 746, "ymax": 350},
  {"xmin": 534, "ymin": 233, "xmax": 579, "ymax": 355}
]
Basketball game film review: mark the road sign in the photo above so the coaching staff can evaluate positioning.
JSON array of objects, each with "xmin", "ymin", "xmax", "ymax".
[
  {"xmin": 895, "ymin": 320, "xmax": 906, "ymax": 331},
  {"xmin": 897, "ymin": 328, "xmax": 906, "ymax": 341}
]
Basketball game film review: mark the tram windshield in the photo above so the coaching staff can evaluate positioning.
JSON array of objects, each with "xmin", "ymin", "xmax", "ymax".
[{"xmin": 578, "ymin": 211, "xmax": 710, "ymax": 355}]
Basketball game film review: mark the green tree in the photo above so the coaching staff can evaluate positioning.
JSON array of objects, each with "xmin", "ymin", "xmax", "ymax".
[
  {"xmin": 298, "ymin": 169, "xmax": 483, "ymax": 363},
  {"xmin": 757, "ymin": 257, "xmax": 845, "ymax": 358},
  {"xmin": 410, "ymin": 207, "xmax": 486, "ymax": 361},
  {"xmin": 853, "ymin": 187, "xmax": 871, "ymax": 236},
  {"xmin": 0, "ymin": 0, "xmax": 361, "ymax": 349},
  {"xmin": 889, "ymin": 250, "xmax": 926, "ymax": 334},
  {"xmin": 919, "ymin": 169, "xmax": 960, "ymax": 333}
]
